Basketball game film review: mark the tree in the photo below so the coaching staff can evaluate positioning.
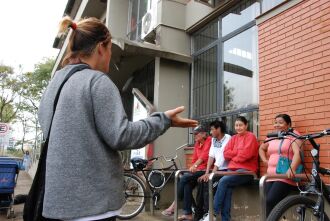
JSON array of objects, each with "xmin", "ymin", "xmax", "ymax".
[
  {"xmin": 21, "ymin": 58, "xmax": 54, "ymax": 104},
  {"xmin": 0, "ymin": 64, "xmax": 23, "ymax": 123},
  {"xmin": 16, "ymin": 58, "xmax": 54, "ymax": 153}
]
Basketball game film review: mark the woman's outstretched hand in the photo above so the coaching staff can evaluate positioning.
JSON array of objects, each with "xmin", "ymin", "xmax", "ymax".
[{"xmin": 164, "ymin": 106, "xmax": 198, "ymax": 128}]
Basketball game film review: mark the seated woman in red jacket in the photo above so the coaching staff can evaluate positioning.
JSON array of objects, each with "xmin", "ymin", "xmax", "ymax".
[{"xmin": 200, "ymin": 116, "xmax": 259, "ymax": 221}]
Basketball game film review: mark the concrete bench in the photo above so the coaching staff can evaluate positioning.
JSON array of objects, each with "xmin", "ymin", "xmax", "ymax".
[{"xmin": 174, "ymin": 170, "xmax": 259, "ymax": 221}]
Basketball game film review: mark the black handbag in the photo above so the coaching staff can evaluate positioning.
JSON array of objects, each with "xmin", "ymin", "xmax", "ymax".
[{"xmin": 23, "ymin": 64, "xmax": 90, "ymax": 221}]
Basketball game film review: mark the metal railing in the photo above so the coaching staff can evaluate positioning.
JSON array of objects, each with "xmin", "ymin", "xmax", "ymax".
[
  {"xmin": 174, "ymin": 170, "xmax": 257, "ymax": 221},
  {"xmin": 259, "ymin": 174, "xmax": 311, "ymax": 221}
]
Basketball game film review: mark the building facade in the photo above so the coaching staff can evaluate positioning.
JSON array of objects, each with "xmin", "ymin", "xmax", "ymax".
[{"xmin": 52, "ymin": 0, "xmax": 330, "ymax": 182}]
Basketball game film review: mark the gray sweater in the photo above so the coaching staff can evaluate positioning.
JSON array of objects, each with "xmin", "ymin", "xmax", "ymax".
[{"xmin": 38, "ymin": 64, "xmax": 171, "ymax": 219}]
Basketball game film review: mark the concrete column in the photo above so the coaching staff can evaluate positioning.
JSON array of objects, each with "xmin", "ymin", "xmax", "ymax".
[
  {"xmin": 153, "ymin": 57, "xmax": 190, "ymax": 169},
  {"xmin": 106, "ymin": 0, "xmax": 129, "ymax": 38}
]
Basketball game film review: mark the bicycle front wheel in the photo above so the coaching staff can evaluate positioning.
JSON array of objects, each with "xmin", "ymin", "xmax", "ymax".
[
  {"xmin": 117, "ymin": 173, "xmax": 146, "ymax": 220},
  {"xmin": 267, "ymin": 195, "xmax": 330, "ymax": 221}
]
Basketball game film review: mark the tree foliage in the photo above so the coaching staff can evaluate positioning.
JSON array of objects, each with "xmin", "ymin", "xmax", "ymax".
[
  {"xmin": 0, "ymin": 64, "xmax": 21, "ymax": 122},
  {"xmin": 0, "ymin": 58, "xmax": 54, "ymax": 155}
]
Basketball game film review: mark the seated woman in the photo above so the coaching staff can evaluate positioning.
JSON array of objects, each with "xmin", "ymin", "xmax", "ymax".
[
  {"xmin": 200, "ymin": 116, "xmax": 259, "ymax": 221},
  {"xmin": 162, "ymin": 125, "xmax": 211, "ymax": 221},
  {"xmin": 259, "ymin": 114, "xmax": 302, "ymax": 217}
]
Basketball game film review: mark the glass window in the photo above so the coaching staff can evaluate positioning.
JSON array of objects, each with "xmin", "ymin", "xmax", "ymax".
[
  {"xmin": 223, "ymin": 26, "xmax": 258, "ymax": 111},
  {"xmin": 129, "ymin": 0, "xmax": 139, "ymax": 40},
  {"xmin": 192, "ymin": 46, "xmax": 217, "ymax": 117},
  {"xmin": 190, "ymin": 0, "xmax": 259, "ymax": 145},
  {"xmin": 262, "ymin": 0, "xmax": 285, "ymax": 13},
  {"xmin": 193, "ymin": 20, "xmax": 218, "ymax": 53},
  {"xmin": 128, "ymin": 0, "xmax": 149, "ymax": 41},
  {"xmin": 137, "ymin": 0, "xmax": 148, "ymax": 38},
  {"xmin": 222, "ymin": 0, "xmax": 260, "ymax": 37}
]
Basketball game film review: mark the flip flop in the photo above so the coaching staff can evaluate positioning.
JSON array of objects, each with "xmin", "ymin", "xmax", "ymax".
[{"xmin": 161, "ymin": 209, "xmax": 174, "ymax": 216}]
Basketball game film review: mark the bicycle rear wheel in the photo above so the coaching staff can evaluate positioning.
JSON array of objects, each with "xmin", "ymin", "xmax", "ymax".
[
  {"xmin": 117, "ymin": 173, "xmax": 146, "ymax": 220},
  {"xmin": 267, "ymin": 195, "xmax": 330, "ymax": 221}
]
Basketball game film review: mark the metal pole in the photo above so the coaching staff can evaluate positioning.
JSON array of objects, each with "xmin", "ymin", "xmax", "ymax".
[
  {"xmin": 208, "ymin": 173, "xmax": 215, "ymax": 221},
  {"xmin": 174, "ymin": 170, "xmax": 181, "ymax": 221},
  {"xmin": 259, "ymin": 175, "xmax": 267, "ymax": 221}
]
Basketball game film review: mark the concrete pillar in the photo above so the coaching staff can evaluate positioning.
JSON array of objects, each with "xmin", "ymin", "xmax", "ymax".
[
  {"xmin": 106, "ymin": 0, "xmax": 129, "ymax": 38},
  {"xmin": 153, "ymin": 57, "xmax": 190, "ymax": 169}
]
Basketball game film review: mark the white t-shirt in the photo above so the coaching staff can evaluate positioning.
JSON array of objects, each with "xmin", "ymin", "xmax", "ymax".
[{"xmin": 208, "ymin": 134, "xmax": 231, "ymax": 170}]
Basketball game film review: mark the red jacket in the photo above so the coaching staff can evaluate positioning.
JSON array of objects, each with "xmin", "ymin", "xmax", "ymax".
[
  {"xmin": 224, "ymin": 131, "xmax": 259, "ymax": 173},
  {"xmin": 192, "ymin": 136, "xmax": 212, "ymax": 170}
]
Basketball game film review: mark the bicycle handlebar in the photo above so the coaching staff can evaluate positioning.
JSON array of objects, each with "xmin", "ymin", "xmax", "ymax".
[
  {"xmin": 266, "ymin": 128, "xmax": 330, "ymax": 140},
  {"xmin": 319, "ymin": 167, "xmax": 330, "ymax": 176}
]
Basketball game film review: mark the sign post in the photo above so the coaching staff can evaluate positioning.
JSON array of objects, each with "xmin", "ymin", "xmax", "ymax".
[
  {"xmin": 0, "ymin": 123, "xmax": 10, "ymax": 156},
  {"xmin": 130, "ymin": 88, "xmax": 155, "ymax": 163},
  {"xmin": 130, "ymin": 96, "xmax": 149, "ymax": 159}
]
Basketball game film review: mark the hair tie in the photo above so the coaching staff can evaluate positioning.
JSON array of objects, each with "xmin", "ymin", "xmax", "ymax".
[{"xmin": 69, "ymin": 22, "xmax": 77, "ymax": 30}]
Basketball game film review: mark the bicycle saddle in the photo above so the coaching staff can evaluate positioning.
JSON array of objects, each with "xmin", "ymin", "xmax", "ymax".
[{"xmin": 131, "ymin": 157, "xmax": 148, "ymax": 170}]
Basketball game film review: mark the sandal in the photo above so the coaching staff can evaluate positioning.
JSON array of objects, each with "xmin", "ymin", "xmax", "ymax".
[
  {"xmin": 161, "ymin": 209, "xmax": 174, "ymax": 216},
  {"xmin": 178, "ymin": 215, "xmax": 193, "ymax": 221}
]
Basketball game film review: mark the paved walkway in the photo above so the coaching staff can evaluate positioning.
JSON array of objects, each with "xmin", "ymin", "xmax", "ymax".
[{"xmin": 0, "ymin": 171, "xmax": 173, "ymax": 221}]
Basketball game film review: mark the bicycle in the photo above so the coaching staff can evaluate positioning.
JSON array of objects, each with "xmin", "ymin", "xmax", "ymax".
[
  {"xmin": 265, "ymin": 128, "xmax": 330, "ymax": 221},
  {"xmin": 117, "ymin": 143, "xmax": 187, "ymax": 220}
]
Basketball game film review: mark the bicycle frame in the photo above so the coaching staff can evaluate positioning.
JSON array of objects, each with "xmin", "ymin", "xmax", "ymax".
[
  {"xmin": 299, "ymin": 136, "xmax": 330, "ymax": 220},
  {"xmin": 125, "ymin": 157, "xmax": 179, "ymax": 210}
]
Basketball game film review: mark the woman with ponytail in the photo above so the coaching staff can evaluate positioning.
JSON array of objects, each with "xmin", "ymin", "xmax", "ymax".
[{"xmin": 37, "ymin": 16, "xmax": 197, "ymax": 221}]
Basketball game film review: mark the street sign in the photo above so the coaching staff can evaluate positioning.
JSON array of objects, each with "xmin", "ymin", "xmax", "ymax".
[{"xmin": 0, "ymin": 123, "xmax": 8, "ymax": 135}]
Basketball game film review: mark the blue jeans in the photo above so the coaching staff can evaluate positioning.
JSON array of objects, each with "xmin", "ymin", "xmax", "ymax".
[
  {"xmin": 178, "ymin": 171, "xmax": 204, "ymax": 215},
  {"xmin": 213, "ymin": 169, "xmax": 253, "ymax": 221}
]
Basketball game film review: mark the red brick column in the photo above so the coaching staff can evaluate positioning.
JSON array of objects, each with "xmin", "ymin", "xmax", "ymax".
[{"xmin": 258, "ymin": 0, "xmax": 330, "ymax": 183}]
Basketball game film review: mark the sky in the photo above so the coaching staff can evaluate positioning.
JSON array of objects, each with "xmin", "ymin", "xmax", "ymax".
[
  {"xmin": 0, "ymin": 0, "xmax": 68, "ymax": 143},
  {"xmin": 0, "ymin": 0, "xmax": 68, "ymax": 73}
]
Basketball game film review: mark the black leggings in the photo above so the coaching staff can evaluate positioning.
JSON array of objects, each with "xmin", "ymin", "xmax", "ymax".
[{"xmin": 265, "ymin": 181, "xmax": 297, "ymax": 217}]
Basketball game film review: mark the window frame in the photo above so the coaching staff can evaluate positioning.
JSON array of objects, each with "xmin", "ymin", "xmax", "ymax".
[{"xmin": 189, "ymin": 0, "xmax": 260, "ymax": 143}]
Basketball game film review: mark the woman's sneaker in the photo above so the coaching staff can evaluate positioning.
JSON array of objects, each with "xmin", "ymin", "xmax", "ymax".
[{"xmin": 199, "ymin": 213, "xmax": 216, "ymax": 221}]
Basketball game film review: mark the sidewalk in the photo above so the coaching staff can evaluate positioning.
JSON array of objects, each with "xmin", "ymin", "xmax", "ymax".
[{"xmin": 0, "ymin": 171, "xmax": 173, "ymax": 221}]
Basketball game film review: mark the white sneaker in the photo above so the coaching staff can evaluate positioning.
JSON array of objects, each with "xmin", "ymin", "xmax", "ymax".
[{"xmin": 199, "ymin": 213, "xmax": 216, "ymax": 221}]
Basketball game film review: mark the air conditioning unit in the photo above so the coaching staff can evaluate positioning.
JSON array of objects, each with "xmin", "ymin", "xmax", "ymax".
[{"xmin": 141, "ymin": 0, "xmax": 158, "ymax": 40}]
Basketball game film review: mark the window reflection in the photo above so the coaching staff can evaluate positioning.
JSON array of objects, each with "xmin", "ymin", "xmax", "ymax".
[
  {"xmin": 223, "ymin": 26, "xmax": 258, "ymax": 111},
  {"xmin": 222, "ymin": 1, "xmax": 260, "ymax": 37}
]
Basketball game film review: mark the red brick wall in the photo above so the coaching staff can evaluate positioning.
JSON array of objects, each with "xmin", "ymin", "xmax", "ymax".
[{"xmin": 258, "ymin": 0, "xmax": 330, "ymax": 183}]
